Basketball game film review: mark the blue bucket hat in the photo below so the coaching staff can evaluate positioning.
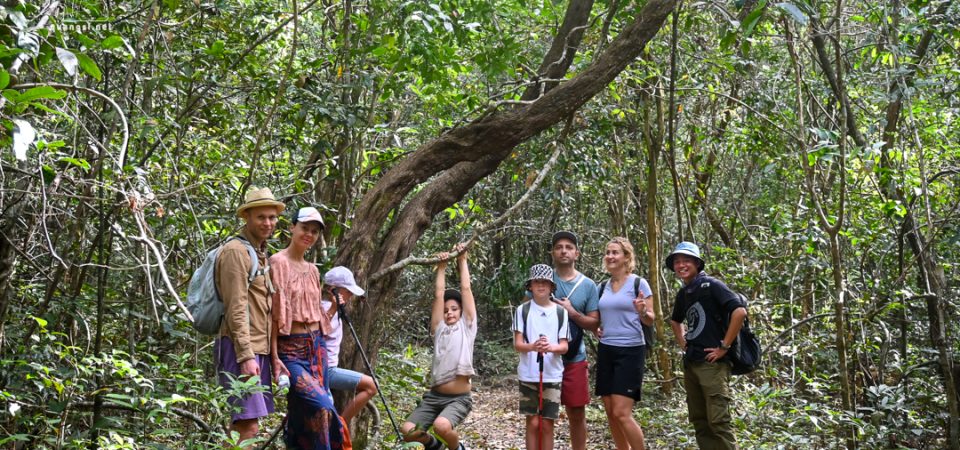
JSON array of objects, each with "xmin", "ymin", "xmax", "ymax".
[{"xmin": 665, "ymin": 242, "xmax": 705, "ymax": 272}]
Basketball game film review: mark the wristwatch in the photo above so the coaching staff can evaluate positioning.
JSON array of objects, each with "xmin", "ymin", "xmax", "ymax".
[{"xmin": 720, "ymin": 341, "xmax": 731, "ymax": 350}]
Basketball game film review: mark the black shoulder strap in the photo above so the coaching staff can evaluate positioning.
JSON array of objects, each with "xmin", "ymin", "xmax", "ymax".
[
  {"xmin": 555, "ymin": 304, "xmax": 564, "ymax": 338},
  {"xmin": 521, "ymin": 301, "xmax": 565, "ymax": 342},
  {"xmin": 521, "ymin": 301, "xmax": 531, "ymax": 343},
  {"xmin": 599, "ymin": 278, "xmax": 642, "ymax": 297}
]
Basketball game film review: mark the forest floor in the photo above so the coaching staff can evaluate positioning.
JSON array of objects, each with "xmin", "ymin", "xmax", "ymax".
[{"xmin": 456, "ymin": 373, "xmax": 612, "ymax": 450}]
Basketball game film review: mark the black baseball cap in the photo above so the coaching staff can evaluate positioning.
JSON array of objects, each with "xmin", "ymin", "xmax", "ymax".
[
  {"xmin": 551, "ymin": 230, "xmax": 579, "ymax": 248},
  {"xmin": 443, "ymin": 289, "xmax": 462, "ymax": 302}
]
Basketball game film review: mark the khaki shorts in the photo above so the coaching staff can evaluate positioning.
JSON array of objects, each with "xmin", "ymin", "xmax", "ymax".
[{"xmin": 518, "ymin": 381, "xmax": 561, "ymax": 419}]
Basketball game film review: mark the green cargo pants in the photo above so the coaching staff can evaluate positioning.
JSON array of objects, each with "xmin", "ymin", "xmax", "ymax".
[{"xmin": 683, "ymin": 360, "xmax": 738, "ymax": 450}]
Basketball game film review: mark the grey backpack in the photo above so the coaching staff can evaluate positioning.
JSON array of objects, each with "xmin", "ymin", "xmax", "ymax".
[{"xmin": 186, "ymin": 237, "xmax": 262, "ymax": 335}]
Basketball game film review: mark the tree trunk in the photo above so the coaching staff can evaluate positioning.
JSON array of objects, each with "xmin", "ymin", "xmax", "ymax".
[
  {"xmin": 643, "ymin": 88, "xmax": 672, "ymax": 394},
  {"xmin": 807, "ymin": 4, "xmax": 957, "ymax": 444},
  {"xmin": 330, "ymin": 4, "xmax": 677, "ymax": 443}
]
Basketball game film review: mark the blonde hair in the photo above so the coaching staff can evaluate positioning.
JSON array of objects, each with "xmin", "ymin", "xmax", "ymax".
[{"xmin": 605, "ymin": 236, "xmax": 637, "ymax": 274}]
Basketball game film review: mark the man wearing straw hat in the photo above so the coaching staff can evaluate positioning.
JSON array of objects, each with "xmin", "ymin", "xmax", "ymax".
[{"xmin": 215, "ymin": 187, "xmax": 285, "ymax": 445}]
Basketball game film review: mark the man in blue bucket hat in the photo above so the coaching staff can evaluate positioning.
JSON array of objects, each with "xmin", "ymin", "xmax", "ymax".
[{"xmin": 667, "ymin": 242, "xmax": 745, "ymax": 449}]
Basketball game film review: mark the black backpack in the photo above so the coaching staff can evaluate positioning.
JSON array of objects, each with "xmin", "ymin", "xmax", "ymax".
[
  {"xmin": 598, "ymin": 277, "xmax": 655, "ymax": 354},
  {"xmin": 520, "ymin": 301, "xmax": 566, "ymax": 346},
  {"xmin": 725, "ymin": 293, "xmax": 762, "ymax": 375}
]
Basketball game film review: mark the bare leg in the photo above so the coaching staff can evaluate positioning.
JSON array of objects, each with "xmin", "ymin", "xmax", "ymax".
[
  {"xmin": 608, "ymin": 394, "xmax": 646, "ymax": 450},
  {"xmin": 341, "ymin": 374, "xmax": 377, "ymax": 423},
  {"xmin": 401, "ymin": 421, "xmax": 432, "ymax": 445},
  {"xmin": 602, "ymin": 396, "xmax": 629, "ymax": 450},
  {"xmin": 566, "ymin": 405, "xmax": 587, "ymax": 450},
  {"xmin": 542, "ymin": 418, "xmax": 555, "ymax": 450},
  {"xmin": 432, "ymin": 417, "xmax": 460, "ymax": 449},
  {"xmin": 525, "ymin": 415, "xmax": 539, "ymax": 450},
  {"xmin": 230, "ymin": 418, "xmax": 259, "ymax": 449}
]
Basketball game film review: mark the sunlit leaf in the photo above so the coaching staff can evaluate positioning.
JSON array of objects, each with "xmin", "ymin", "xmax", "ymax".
[
  {"xmin": 774, "ymin": 2, "xmax": 809, "ymax": 25},
  {"xmin": 12, "ymin": 119, "xmax": 36, "ymax": 161},
  {"xmin": 56, "ymin": 47, "xmax": 79, "ymax": 76}
]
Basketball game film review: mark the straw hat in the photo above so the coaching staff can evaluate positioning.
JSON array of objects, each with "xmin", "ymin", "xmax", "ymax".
[{"xmin": 236, "ymin": 187, "xmax": 286, "ymax": 217}]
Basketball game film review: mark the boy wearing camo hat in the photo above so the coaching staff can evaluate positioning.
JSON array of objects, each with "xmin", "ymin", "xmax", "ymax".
[{"xmin": 513, "ymin": 264, "xmax": 569, "ymax": 450}]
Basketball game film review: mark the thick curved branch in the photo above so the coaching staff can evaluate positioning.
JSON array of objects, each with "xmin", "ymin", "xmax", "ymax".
[
  {"xmin": 339, "ymin": 0, "xmax": 677, "ymax": 269},
  {"xmin": 521, "ymin": 0, "xmax": 596, "ymax": 101},
  {"xmin": 371, "ymin": 138, "xmax": 566, "ymax": 280}
]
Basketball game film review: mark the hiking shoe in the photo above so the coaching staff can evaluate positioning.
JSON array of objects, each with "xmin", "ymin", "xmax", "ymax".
[{"xmin": 424, "ymin": 436, "xmax": 444, "ymax": 450}]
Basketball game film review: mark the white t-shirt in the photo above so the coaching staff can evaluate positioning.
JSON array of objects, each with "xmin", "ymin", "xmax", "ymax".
[
  {"xmin": 431, "ymin": 315, "xmax": 478, "ymax": 387},
  {"xmin": 513, "ymin": 301, "xmax": 569, "ymax": 383},
  {"xmin": 322, "ymin": 299, "xmax": 344, "ymax": 367}
]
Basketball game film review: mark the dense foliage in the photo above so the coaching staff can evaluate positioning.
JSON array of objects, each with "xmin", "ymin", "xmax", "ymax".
[{"xmin": 1, "ymin": 0, "xmax": 958, "ymax": 448}]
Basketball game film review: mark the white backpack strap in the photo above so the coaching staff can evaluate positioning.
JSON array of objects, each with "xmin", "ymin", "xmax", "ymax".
[{"xmin": 566, "ymin": 273, "xmax": 587, "ymax": 298}]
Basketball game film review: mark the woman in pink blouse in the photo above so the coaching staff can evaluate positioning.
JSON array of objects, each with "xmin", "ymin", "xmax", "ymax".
[{"xmin": 270, "ymin": 207, "xmax": 351, "ymax": 449}]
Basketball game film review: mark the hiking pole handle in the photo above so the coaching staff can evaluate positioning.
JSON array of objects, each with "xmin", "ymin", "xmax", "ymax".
[
  {"xmin": 332, "ymin": 288, "xmax": 350, "ymax": 322},
  {"xmin": 536, "ymin": 334, "xmax": 545, "ymax": 372}
]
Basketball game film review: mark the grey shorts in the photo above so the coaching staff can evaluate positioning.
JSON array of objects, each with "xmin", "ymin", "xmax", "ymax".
[
  {"xmin": 519, "ymin": 381, "xmax": 561, "ymax": 420},
  {"xmin": 406, "ymin": 390, "xmax": 473, "ymax": 429},
  {"xmin": 328, "ymin": 367, "xmax": 363, "ymax": 391}
]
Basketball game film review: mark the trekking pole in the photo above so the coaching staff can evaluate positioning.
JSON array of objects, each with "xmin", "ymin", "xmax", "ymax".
[
  {"xmin": 336, "ymin": 293, "xmax": 404, "ymax": 442},
  {"xmin": 537, "ymin": 334, "xmax": 545, "ymax": 450}
]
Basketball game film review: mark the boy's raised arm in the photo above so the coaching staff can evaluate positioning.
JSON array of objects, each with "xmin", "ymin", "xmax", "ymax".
[
  {"xmin": 456, "ymin": 243, "xmax": 476, "ymax": 323},
  {"xmin": 431, "ymin": 254, "xmax": 449, "ymax": 334}
]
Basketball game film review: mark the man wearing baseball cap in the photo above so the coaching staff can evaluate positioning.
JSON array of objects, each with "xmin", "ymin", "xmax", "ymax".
[
  {"xmin": 215, "ymin": 187, "xmax": 285, "ymax": 445},
  {"xmin": 547, "ymin": 231, "xmax": 600, "ymax": 450},
  {"xmin": 667, "ymin": 242, "xmax": 745, "ymax": 449}
]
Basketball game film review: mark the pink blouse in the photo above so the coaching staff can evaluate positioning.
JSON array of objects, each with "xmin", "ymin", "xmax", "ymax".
[{"xmin": 270, "ymin": 252, "xmax": 330, "ymax": 336}]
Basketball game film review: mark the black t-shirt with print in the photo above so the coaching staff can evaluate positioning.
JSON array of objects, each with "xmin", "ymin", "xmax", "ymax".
[{"xmin": 670, "ymin": 272, "xmax": 744, "ymax": 362}]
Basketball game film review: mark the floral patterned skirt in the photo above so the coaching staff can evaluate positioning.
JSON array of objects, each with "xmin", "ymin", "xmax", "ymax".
[{"xmin": 278, "ymin": 330, "xmax": 352, "ymax": 450}]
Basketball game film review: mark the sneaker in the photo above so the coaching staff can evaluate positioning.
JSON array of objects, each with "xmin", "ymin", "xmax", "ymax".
[{"xmin": 424, "ymin": 436, "xmax": 444, "ymax": 450}]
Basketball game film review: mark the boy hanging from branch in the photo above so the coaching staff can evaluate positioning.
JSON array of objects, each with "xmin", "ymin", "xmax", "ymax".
[{"xmin": 401, "ymin": 243, "xmax": 476, "ymax": 450}]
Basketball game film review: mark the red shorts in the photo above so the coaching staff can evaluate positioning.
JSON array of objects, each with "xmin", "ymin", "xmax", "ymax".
[{"xmin": 560, "ymin": 360, "xmax": 590, "ymax": 407}]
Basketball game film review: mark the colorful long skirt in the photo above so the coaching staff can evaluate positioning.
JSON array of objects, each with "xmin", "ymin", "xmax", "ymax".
[{"xmin": 278, "ymin": 330, "xmax": 352, "ymax": 450}]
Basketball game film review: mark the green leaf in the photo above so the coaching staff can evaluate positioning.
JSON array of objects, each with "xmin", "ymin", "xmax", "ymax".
[
  {"xmin": 719, "ymin": 31, "xmax": 738, "ymax": 50},
  {"xmin": 206, "ymin": 40, "xmax": 226, "ymax": 57},
  {"xmin": 0, "ymin": 71, "xmax": 9, "ymax": 89},
  {"xmin": 742, "ymin": 5, "xmax": 765, "ymax": 37},
  {"xmin": 774, "ymin": 3, "xmax": 809, "ymax": 25},
  {"xmin": 59, "ymin": 157, "xmax": 91, "ymax": 170},
  {"xmin": 101, "ymin": 35, "xmax": 125, "ymax": 50},
  {"xmin": 16, "ymin": 86, "xmax": 67, "ymax": 102},
  {"xmin": 76, "ymin": 53, "xmax": 102, "ymax": 81}
]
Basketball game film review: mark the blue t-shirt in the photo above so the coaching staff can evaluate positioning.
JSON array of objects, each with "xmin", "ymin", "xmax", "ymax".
[
  {"xmin": 598, "ymin": 274, "xmax": 652, "ymax": 347},
  {"xmin": 554, "ymin": 272, "xmax": 599, "ymax": 363}
]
